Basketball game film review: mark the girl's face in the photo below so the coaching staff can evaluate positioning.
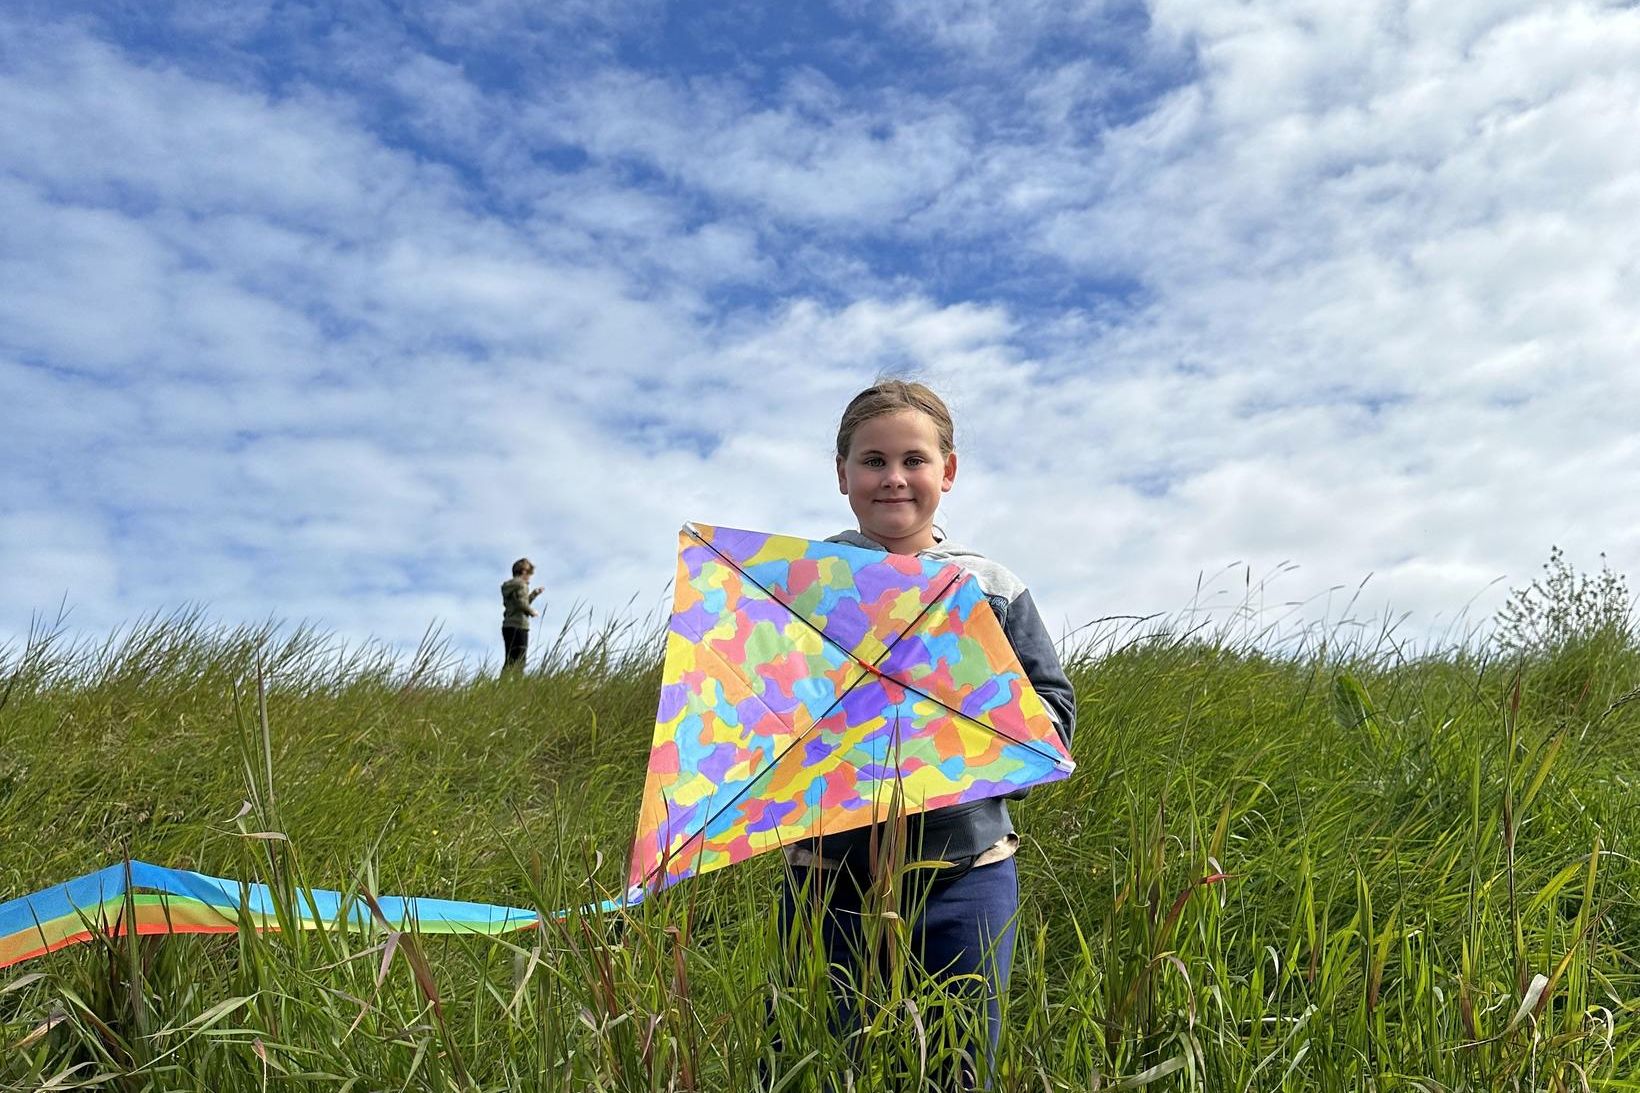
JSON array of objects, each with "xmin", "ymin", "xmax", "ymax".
[{"xmin": 836, "ymin": 409, "xmax": 957, "ymax": 554}]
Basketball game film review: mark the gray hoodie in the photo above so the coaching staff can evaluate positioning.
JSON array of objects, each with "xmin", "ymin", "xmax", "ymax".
[
  {"xmin": 795, "ymin": 529, "xmax": 1077, "ymax": 873},
  {"xmin": 500, "ymin": 576, "xmax": 534, "ymax": 630}
]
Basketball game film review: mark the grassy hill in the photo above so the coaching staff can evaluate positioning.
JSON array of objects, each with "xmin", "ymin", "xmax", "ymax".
[{"xmin": 2, "ymin": 605, "xmax": 1638, "ymax": 1090}]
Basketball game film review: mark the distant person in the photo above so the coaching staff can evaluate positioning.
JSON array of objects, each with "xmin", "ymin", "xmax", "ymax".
[{"xmin": 501, "ymin": 557, "xmax": 543, "ymax": 672}]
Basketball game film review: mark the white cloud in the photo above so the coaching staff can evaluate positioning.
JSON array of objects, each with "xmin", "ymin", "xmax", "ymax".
[
  {"xmin": 844, "ymin": 0, "xmax": 1126, "ymax": 65},
  {"xmin": 529, "ymin": 69, "xmax": 976, "ymax": 225},
  {"xmin": 403, "ymin": 0, "xmax": 666, "ymax": 47},
  {"xmin": 0, "ymin": 511, "xmax": 119, "ymax": 624},
  {"xmin": 2, "ymin": 1, "xmax": 1637, "ymax": 668},
  {"xmin": 919, "ymin": 2, "xmax": 1640, "ymax": 639}
]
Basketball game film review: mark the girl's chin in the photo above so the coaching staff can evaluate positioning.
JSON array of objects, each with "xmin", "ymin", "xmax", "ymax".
[{"xmin": 865, "ymin": 518, "xmax": 928, "ymax": 541}]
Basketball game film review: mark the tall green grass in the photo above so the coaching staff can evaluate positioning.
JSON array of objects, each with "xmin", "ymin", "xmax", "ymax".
[{"xmin": 2, "ymin": 600, "xmax": 1638, "ymax": 1090}]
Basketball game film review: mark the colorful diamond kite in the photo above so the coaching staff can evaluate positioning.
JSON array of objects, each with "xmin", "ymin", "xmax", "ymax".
[{"xmin": 626, "ymin": 522, "xmax": 1075, "ymax": 899}]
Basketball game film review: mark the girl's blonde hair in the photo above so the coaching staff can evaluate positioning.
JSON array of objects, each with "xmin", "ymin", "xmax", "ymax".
[{"xmin": 835, "ymin": 380, "xmax": 956, "ymax": 459}]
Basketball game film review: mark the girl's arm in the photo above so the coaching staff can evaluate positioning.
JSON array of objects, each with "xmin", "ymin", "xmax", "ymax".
[{"xmin": 1000, "ymin": 589, "xmax": 1077, "ymax": 752}]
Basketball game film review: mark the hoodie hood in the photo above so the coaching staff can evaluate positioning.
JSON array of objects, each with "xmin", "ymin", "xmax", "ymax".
[
  {"xmin": 827, "ymin": 528, "xmax": 986, "ymax": 564},
  {"xmin": 827, "ymin": 528, "xmax": 1027, "ymax": 604}
]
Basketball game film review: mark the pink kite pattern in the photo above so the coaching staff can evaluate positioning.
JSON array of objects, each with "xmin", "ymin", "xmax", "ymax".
[{"xmin": 626, "ymin": 522, "xmax": 1075, "ymax": 898}]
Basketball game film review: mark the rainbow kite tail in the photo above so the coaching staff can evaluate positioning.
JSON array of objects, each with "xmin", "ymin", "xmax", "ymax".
[{"xmin": 0, "ymin": 861, "xmax": 547, "ymax": 970}]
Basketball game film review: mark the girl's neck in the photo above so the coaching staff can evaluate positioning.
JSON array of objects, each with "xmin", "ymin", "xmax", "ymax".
[{"xmin": 857, "ymin": 526, "xmax": 941, "ymax": 555}]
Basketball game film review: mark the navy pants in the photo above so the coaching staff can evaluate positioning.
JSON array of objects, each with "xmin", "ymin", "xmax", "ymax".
[{"xmin": 777, "ymin": 856, "xmax": 1019, "ymax": 1086}]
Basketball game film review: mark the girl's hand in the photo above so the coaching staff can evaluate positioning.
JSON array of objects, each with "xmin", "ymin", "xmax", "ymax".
[{"xmin": 529, "ymin": 587, "xmax": 543, "ymax": 599}]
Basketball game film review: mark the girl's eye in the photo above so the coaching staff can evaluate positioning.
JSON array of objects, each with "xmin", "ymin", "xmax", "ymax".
[{"xmin": 864, "ymin": 457, "xmax": 885, "ymax": 467}]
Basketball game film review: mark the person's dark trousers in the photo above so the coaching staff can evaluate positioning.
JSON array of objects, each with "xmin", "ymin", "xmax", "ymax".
[
  {"xmin": 501, "ymin": 625, "xmax": 529, "ymax": 672},
  {"xmin": 774, "ymin": 856, "xmax": 1019, "ymax": 1089}
]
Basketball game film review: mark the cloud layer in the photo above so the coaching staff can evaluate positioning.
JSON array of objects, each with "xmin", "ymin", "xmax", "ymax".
[{"xmin": 3, "ymin": 1, "xmax": 1636, "ymax": 664}]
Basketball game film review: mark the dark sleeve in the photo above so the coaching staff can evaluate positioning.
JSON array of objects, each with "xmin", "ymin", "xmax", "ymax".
[{"xmin": 1002, "ymin": 589, "xmax": 1076, "ymax": 753}]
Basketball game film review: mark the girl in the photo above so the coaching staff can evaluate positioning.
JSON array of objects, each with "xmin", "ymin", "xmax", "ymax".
[{"xmin": 780, "ymin": 379, "xmax": 1078, "ymax": 1084}]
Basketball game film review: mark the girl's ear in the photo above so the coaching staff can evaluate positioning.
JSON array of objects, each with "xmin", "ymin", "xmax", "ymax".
[
  {"xmin": 941, "ymin": 450, "xmax": 958, "ymax": 493},
  {"xmin": 836, "ymin": 455, "xmax": 849, "ymax": 494}
]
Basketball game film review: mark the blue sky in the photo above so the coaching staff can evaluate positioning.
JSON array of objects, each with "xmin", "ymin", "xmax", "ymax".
[{"xmin": 3, "ymin": 0, "xmax": 1637, "ymax": 665}]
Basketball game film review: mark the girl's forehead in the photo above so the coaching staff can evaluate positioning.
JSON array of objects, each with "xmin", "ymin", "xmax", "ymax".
[{"xmin": 849, "ymin": 409, "xmax": 943, "ymax": 450}]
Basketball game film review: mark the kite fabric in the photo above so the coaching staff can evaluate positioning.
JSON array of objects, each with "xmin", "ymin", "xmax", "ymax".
[
  {"xmin": 0, "ymin": 861, "xmax": 543, "ymax": 970},
  {"xmin": 626, "ymin": 522, "xmax": 1076, "ymax": 900}
]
